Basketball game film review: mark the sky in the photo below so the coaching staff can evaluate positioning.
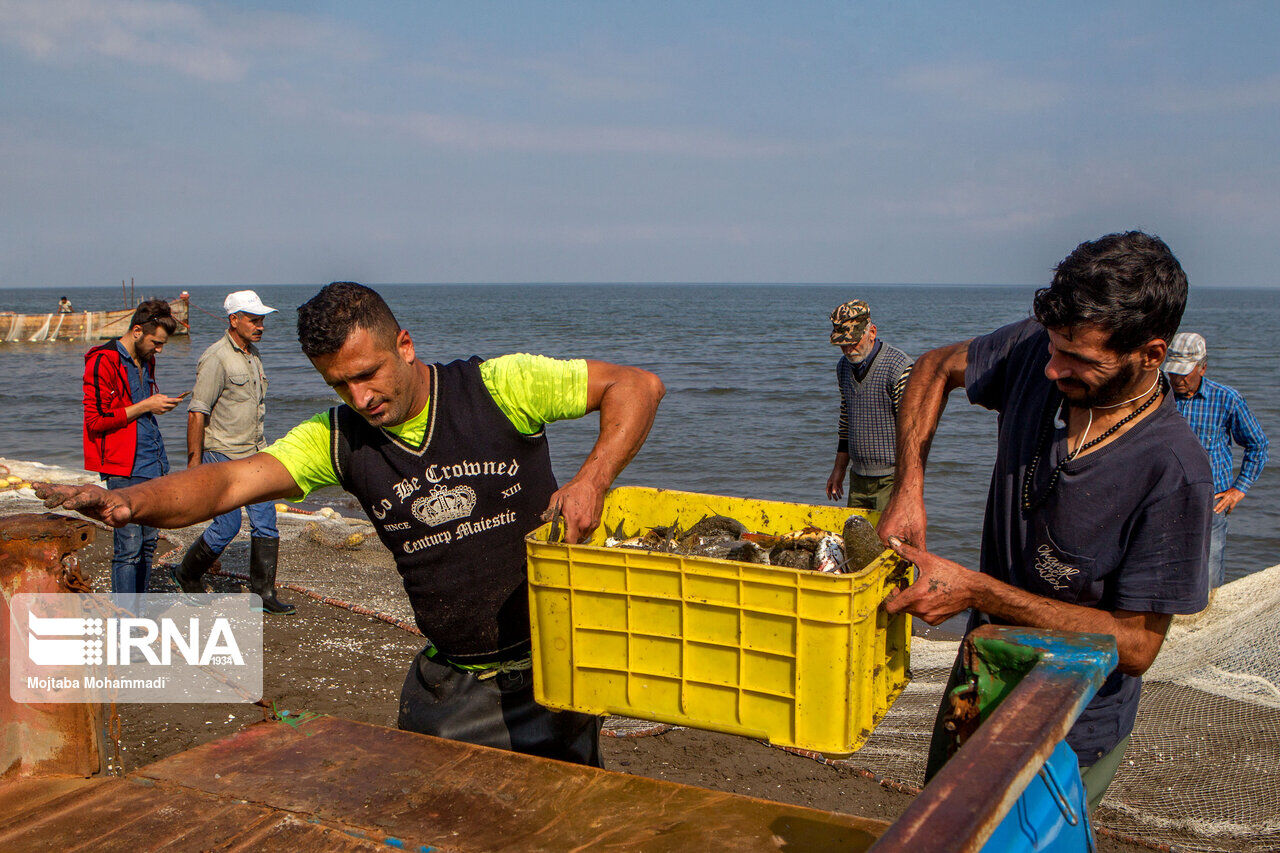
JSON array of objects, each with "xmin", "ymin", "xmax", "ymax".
[{"xmin": 2, "ymin": 1, "xmax": 1279, "ymax": 287}]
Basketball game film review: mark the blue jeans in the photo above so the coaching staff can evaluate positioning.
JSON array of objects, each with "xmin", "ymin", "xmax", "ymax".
[
  {"xmin": 1208, "ymin": 511, "xmax": 1229, "ymax": 588},
  {"xmin": 199, "ymin": 450, "xmax": 278, "ymax": 554},
  {"xmin": 104, "ymin": 474, "xmax": 158, "ymax": 595}
]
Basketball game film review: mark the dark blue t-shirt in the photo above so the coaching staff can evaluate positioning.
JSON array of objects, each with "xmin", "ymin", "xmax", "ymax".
[
  {"xmin": 964, "ymin": 318, "xmax": 1211, "ymax": 764},
  {"xmin": 115, "ymin": 341, "xmax": 169, "ymax": 480}
]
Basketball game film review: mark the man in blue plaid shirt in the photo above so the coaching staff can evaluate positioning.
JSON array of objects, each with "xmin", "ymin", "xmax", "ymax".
[{"xmin": 1164, "ymin": 332, "xmax": 1269, "ymax": 587}]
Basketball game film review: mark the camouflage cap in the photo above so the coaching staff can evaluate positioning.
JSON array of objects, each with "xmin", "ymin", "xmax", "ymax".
[{"xmin": 829, "ymin": 299, "xmax": 871, "ymax": 345}]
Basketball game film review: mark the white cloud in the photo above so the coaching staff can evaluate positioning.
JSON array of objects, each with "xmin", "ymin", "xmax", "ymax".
[
  {"xmin": 892, "ymin": 60, "xmax": 1071, "ymax": 114},
  {"xmin": 405, "ymin": 45, "xmax": 673, "ymax": 103},
  {"xmin": 872, "ymin": 153, "xmax": 1144, "ymax": 237},
  {"xmin": 1185, "ymin": 182, "xmax": 1280, "ymax": 223},
  {"xmin": 878, "ymin": 179, "xmax": 1061, "ymax": 236},
  {"xmin": 511, "ymin": 221, "xmax": 768, "ymax": 247},
  {"xmin": 1151, "ymin": 73, "xmax": 1280, "ymax": 114},
  {"xmin": 0, "ymin": 0, "xmax": 366, "ymax": 83},
  {"xmin": 328, "ymin": 106, "xmax": 801, "ymax": 159}
]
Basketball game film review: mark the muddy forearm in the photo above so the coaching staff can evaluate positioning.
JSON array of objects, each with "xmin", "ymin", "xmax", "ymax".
[
  {"xmin": 893, "ymin": 341, "xmax": 969, "ymax": 494},
  {"xmin": 571, "ymin": 367, "xmax": 665, "ymax": 489},
  {"xmin": 970, "ymin": 574, "xmax": 1167, "ymax": 676},
  {"xmin": 124, "ymin": 455, "xmax": 299, "ymax": 528}
]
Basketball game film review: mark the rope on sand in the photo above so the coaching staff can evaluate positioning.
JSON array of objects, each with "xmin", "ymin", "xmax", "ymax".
[
  {"xmin": 773, "ymin": 744, "xmax": 923, "ymax": 795},
  {"xmin": 160, "ymin": 554, "xmax": 678, "ymax": 741},
  {"xmin": 154, "ymin": 551, "xmax": 424, "ymax": 636},
  {"xmin": 225, "ymin": 566, "xmax": 424, "ymax": 635}
]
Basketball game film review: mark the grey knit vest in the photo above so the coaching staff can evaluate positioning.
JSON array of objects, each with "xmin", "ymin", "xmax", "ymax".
[{"xmin": 839, "ymin": 343, "xmax": 910, "ymax": 476}]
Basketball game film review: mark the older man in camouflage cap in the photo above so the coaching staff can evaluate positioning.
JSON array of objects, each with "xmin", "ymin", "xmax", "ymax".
[{"xmin": 825, "ymin": 299, "xmax": 913, "ymax": 512}]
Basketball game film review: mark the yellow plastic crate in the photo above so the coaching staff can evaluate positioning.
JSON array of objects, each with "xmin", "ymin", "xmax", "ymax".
[{"xmin": 526, "ymin": 486, "xmax": 911, "ymax": 756}]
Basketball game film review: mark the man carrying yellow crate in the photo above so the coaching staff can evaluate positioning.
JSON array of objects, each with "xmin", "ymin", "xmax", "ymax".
[
  {"xmin": 878, "ymin": 232, "xmax": 1212, "ymax": 809},
  {"xmin": 38, "ymin": 282, "xmax": 665, "ymax": 767}
]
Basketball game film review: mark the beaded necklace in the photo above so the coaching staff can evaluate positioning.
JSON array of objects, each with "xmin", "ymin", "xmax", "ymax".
[{"xmin": 1021, "ymin": 372, "xmax": 1168, "ymax": 513}]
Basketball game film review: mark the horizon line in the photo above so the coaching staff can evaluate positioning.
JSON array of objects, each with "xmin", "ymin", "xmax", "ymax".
[{"xmin": 3, "ymin": 281, "xmax": 1275, "ymax": 291}]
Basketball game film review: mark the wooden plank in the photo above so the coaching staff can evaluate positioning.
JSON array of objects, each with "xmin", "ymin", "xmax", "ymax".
[
  {"xmin": 0, "ymin": 776, "xmax": 384, "ymax": 853},
  {"xmin": 137, "ymin": 716, "xmax": 887, "ymax": 852},
  {"xmin": 0, "ymin": 716, "xmax": 888, "ymax": 851}
]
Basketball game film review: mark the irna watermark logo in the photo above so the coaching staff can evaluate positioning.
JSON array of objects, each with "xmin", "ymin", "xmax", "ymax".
[{"xmin": 9, "ymin": 593, "xmax": 262, "ymax": 703}]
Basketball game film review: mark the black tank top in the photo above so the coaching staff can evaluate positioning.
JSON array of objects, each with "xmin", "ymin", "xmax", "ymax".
[{"xmin": 331, "ymin": 357, "xmax": 558, "ymax": 664}]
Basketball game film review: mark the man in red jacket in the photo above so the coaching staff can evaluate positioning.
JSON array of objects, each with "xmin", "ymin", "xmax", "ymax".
[{"xmin": 83, "ymin": 300, "xmax": 185, "ymax": 595}]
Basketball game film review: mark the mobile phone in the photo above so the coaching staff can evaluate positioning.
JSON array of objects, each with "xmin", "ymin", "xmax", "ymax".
[{"xmin": 176, "ymin": 390, "xmax": 191, "ymax": 400}]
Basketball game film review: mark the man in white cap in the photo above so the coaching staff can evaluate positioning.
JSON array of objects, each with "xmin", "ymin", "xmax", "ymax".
[
  {"xmin": 1164, "ymin": 332, "xmax": 1269, "ymax": 587},
  {"xmin": 172, "ymin": 290, "xmax": 294, "ymax": 614}
]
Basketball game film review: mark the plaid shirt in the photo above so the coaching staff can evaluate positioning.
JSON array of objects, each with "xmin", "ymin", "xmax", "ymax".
[{"xmin": 1174, "ymin": 377, "xmax": 1269, "ymax": 493}]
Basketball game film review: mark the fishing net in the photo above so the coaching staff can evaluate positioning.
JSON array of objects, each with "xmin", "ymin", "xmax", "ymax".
[
  {"xmin": 850, "ymin": 563, "xmax": 1280, "ymax": 851},
  {"xmin": 1099, "ymin": 564, "xmax": 1280, "ymax": 851},
  {"xmin": 603, "ymin": 716, "xmax": 679, "ymax": 738},
  {"xmin": 27, "ymin": 313, "xmax": 52, "ymax": 342}
]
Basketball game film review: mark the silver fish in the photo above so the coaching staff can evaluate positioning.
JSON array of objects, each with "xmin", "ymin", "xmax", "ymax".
[{"xmin": 814, "ymin": 535, "xmax": 847, "ymax": 574}]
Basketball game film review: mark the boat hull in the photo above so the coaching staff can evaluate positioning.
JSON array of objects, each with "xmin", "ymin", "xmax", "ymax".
[{"xmin": 0, "ymin": 297, "xmax": 190, "ymax": 342}]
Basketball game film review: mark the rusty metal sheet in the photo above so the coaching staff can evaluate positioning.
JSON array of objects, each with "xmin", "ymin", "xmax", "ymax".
[
  {"xmin": 0, "ymin": 512, "xmax": 96, "ymax": 553},
  {"xmin": 0, "ymin": 512, "xmax": 96, "ymax": 599},
  {"xmin": 0, "ymin": 513, "xmax": 101, "ymax": 779}
]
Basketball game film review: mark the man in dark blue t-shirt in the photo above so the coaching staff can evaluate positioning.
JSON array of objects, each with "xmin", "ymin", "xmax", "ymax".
[{"xmin": 878, "ymin": 231, "xmax": 1212, "ymax": 809}]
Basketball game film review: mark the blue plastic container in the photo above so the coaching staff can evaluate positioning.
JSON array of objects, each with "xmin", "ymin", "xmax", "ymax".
[{"xmin": 982, "ymin": 740, "xmax": 1095, "ymax": 852}]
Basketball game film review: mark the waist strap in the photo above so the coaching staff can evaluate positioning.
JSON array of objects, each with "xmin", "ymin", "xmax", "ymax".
[{"xmin": 425, "ymin": 644, "xmax": 533, "ymax": 681}]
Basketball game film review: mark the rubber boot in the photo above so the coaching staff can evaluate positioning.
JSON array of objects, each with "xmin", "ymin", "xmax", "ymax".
[
  {"xmin": 171, "ymin": 536, "xmax": 218, "ymax": 593},
  {"xmin": 249, "ymin": 536, "xmax": 295, "ymax": 615}
]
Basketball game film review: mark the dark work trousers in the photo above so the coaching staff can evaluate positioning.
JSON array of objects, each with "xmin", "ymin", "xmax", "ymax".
[
  {"xmin": 924, "ymin": 652, "xmax": 967, "ymax": 783},
  {"xmin": 397, "ymin": 645, "xmax": 602, "ymax": 767}
]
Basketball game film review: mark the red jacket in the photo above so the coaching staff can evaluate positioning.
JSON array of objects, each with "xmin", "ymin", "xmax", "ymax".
[{"xmin": 82, "ymin": 340, "xmax": 158, "ymax": 476}]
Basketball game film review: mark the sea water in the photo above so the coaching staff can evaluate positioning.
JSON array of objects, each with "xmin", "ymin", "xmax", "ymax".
[{"xmin": 1, "ymin": 283, "xmax": 1275, "ymax": 582}]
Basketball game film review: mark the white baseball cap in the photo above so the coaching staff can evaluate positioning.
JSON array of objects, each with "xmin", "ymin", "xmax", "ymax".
[{"xmin": 223, "ymin": 290, "xmax": 277, "ymax": 317}]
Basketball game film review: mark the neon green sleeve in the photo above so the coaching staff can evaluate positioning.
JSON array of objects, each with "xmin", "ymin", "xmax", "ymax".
[
  {"xmin": 262, "ymin": 411, "xmax": 339, "ymax": 499},
  {"xmin": 263, "ymin": 355, "xmax": 585, "ymax": 496},
  {"xmin": 480, "ymin": 354, "xmax": 589, "ymax": 435}
]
